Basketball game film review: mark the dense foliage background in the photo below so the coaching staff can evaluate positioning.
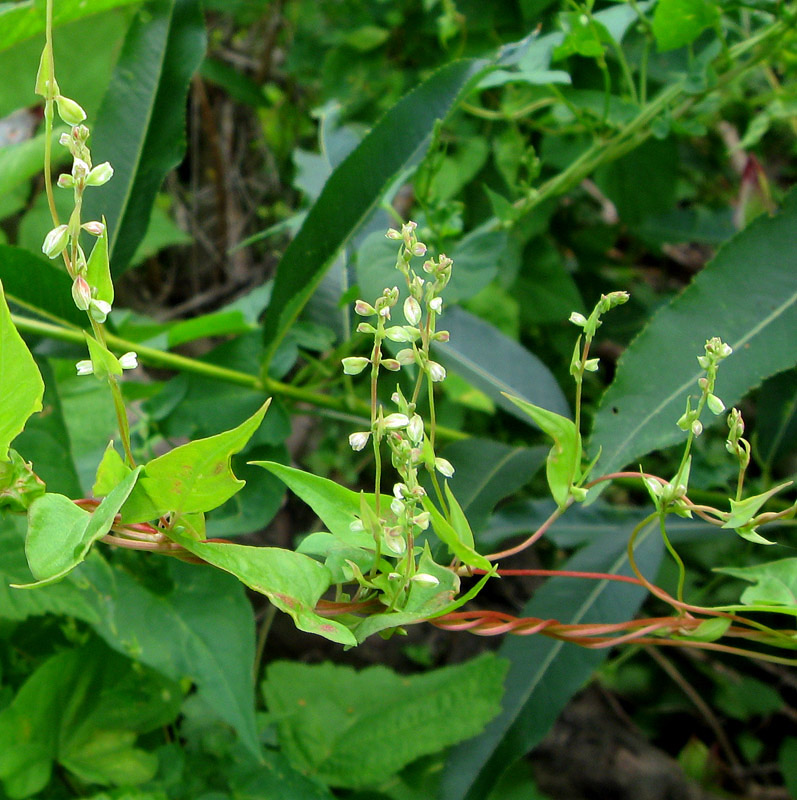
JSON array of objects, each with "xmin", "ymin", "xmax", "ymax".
[{"xmin": 0, "ymin": 0, "xmax": 795, "ymax": 798}]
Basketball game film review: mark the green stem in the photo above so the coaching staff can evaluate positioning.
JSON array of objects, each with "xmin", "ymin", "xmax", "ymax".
[{"xmin": 659, "ymin": 515, "xmax": 686, "ymax": 606}]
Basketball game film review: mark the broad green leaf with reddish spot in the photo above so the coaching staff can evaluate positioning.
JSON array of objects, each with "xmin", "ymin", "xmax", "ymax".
[{"xmin": 121, "ymin": 401, "xmax": 269, "ymax": 522}]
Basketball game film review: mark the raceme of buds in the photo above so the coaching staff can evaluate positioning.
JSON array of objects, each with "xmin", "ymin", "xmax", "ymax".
[
  {"xmin": 42, "ymin": 224, "xmax": 70, "ymax": 258},
  {"xmin": 85, "ymin": 162, "xmax": 114, "ymax": 187},
  {"xmin": 342, "ymin": 356, "xmax": 369, "ymax": 375},
  {"xmin": 54, "ymin": 94, "xmax": 86, "ymax": 126},
  {"xmin": 349, "ymin": 431, "xmax": 371, "ymax": 451},
  {"xmin": 598, "ymin": 291, "xmax": 630, "ymax": 313},
  {"xmin": 71, "ymin": 275, "xmax": 91, "ymax": 310}
]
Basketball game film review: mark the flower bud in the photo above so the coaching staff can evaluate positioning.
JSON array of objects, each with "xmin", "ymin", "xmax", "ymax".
[
  {"xmin": 383, "ymin": 413, "xmax": 409, "ymax": 430},
  {"xmin": 382, "ymin": 359, "xmax": 401, "ymax": 371},
  {"xmin": 386, "ymin": 228, "xmax": 402, "ymax": 240},
  {"xmin": 411, "ymin": 572, "xmax": 439, "ymax": 587},
  {"xmin": 706, "ymin": 393, "xmax": 725, "ymax": 415},
  {"xmin": 119, "ymin": 352, "xmax": 138, "ymax": 370},
  {"xmin": 413, "ymin": 511, "xmax": 431, "ymax": 530},
  {"xmin": 82, "ymin": 220, "xmax": 105, "ymax": 236},
  {"xmin": 85, "ymin": 161, "xmax": 114, "ymax": 187},
  {"xmin": 434, "ymin": 457, "xmax": 455, "ymax": 477},
  {"xmin": 691, "ymin": 420, "xmax": 703, "ymax": 437},
  {"xmin": 55, "ymin": 95, "xmax": 86, "ymax": 126},
  {"xmin": 59, "ymin": 132, "xmax": 72, "ymax": 147},
  {"xmin": 71, "ymin": 275, "xmax": 92, "ymax": 310},
  {"xmin": 569, "ymin": 311, "xmax": 587, "ymax": 327},
  {"xmin": 390, "ymin": 497, "xmax": 404, "ymax": 516},
  {"xmin": 348, "ymin": 431, "xmax": 371, "ymax": 451},
  {"xmin": 403, "ymin": 296, "xmax": 422, "ymax": 326},
  {"xmin": 42, "ymin": 224, "xmax": 69, "ymax": 258},
  {"xmin": 89, "ymin": 299, "xmax": 112, "ymax": 323},
  {"xmin": 429, "ymin": 297, "xmax": 443, "ymax": 313},
  {"xmin": 342, "ymin": 356, "xmax": 369, "ymax": 375},
  {"xmin": 57, "ymin": 173, "xmax": 75, "ymax": 189},
  {"xmin": 432, "ymin": 330, "xmax": 450, "ymax": 343},
  {"xmin": 356, "ymin": 322, "xmax": 376, "ymax": 335},
  {"xmin": 354, "ymin": 299, "xmax": 376, "ymax": 316},
  {"xmin": 407, "ymin": 414, "xmax": 424, "ymax": 443},
  {"xmin": 72, "ymin": 158, "xmax": 89, "ymax": 180},
  {"xmin": 384, "ymin": 326, "xmax": 417, "ymax": 343},
  {"xmin": 598, "ymin": 291, "xmax": 630, "ymax": 312},
  {"xmin": 75, "ymin": 359, "xmax": 94, "ymax": 376},
  {"xmin": 411, "ymin": 241, "xmax": 427, "ymax": 257},
  {"xmin": 427, "ymin": 361, "xmax": 446, "ymax": 382},
  {"xmin": 396, "ymin": 349, "xmax": 416, "ymax": 365},
  {"xmin": 583, "ymin": 358, "xmax": 600, "ymax": 372}
]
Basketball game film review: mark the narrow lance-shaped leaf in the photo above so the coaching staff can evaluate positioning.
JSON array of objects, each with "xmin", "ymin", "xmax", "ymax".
[
  {"xmin": 260, "ymin": 57, "xmax": 491, "ymax": 369},
  {"xmin": 0, "ymin": 279, "xmax": 44, "ymax": 461},
  {"xmin": 590, "ymin": 187, "xmax": 797, "ymax": 490},
  {"xmin": 15, "ymin": 467, "xmax": 141, "ymax": 587},
  {"xmin": 82, "ymin": 0, "xmax": 206, "ymax": 274},
  {"xmin": 121, "ymin": 400, "xmax": 270, "ymax": 522}
]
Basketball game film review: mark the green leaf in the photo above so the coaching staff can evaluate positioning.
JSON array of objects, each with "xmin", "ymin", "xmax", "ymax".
[
  {"xmin": 440, "ymin": 521, "xmax": 664, "ymax": 800},
  {"xmin": 263, "ymin": 653, "xmax": 508, "ymax": 788},
  {"xmin": 0, "ymin": 0, "xmax": 142, "ymax": 52},
  {"xmin": 503, "ymin": 394, "xmax": 580, "ymax": 509},
  {"xmin": 260, "ymin": 57, "xmax": 491, "ymax": 368},
  {"xmin": 652, "ymin": 0, "xmax": 720, "ymax": 52},
  {"xmin": 722, "ymin": 481, "xmax": 792, "ymax": 530},
  {"xmin": 434, "ymin": 307, "xmax": 569, "ymax": 423},
  {"xmin": 1, "ymin": 518, "xmax": 261, "ymax": 759},
  {"xmin": 0, "ymin": 449, "xmax": 45, "ymax": 511},
  {"xmin": 86, "ymin": 217, "xmax": 114, "ymax": 305},
  {"xmin": 93, "ymin": 441, "xmax": 131, "ymax": 497},
  {"xmin": 17, "ymin": 468, "xmax": 141, "ymax": 587},
  {"xmin": 0, "ymin": 279, "xmax": 44, "ymax": 461},
  {"xmin": 253, "ymin": 460, "xmax": 373, "ymax": 545},
  {"xmin": 85, "ymin": 331, "xmax": 123, "ymax": 380},
  {"xmin": 715, "ymin": 558, "xmax": 797, "ymax": 612},
  {"xmin": 121, "ymin": 401, "xmax": 269, "ymax": 522},
  {"xmin": 166, "ymin": 531, "xmax": 355, "ymax": 646},
  {"xmin": 82, "ymin": 0, "xmax": 206, "ymax": 275},
  {"xmin": 590, "ymin": 187, "xmax": 797, "ymax": 487},
  {"xmin": 421, "ymin": 495, "xmax": 491, "ymax": 570},
  {"xmin": 0, "ymin": 639, "xmax": 180, "ymax": 798}
]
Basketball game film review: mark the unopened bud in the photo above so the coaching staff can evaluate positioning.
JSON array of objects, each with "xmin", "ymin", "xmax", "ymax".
[
  {"xmin": 427, "ymin": 361, "xmax": 446, "ymax": 382},
  {"xmin": 55, "ymin": 95, "xmax": 86, "ymax": 126},
  {"xmin": 385, "ymin": 326, "xmax": 417, "ymax": 343},
  {"xmin": 356, "ymin": 322, "xmax": 376, "ymax": 334},
  {"xmin": 119, "ymin": 352, "xmax": 138, "ymax": 370},
  {"xmin": 411, "ymin": 572, "xmax": 439, "ymax": 587},
  {"xmin": 396, "ymin": 348, "xmax": 416, "ymax": 365},
  {"xmin": 57, "ymin": 173, "xmax": 75, "ymax": 189},
  {"xmin": 85, "ymin": 161, "xmax": 114, "ymax": 187},
  {"xmin": 434, "ymin": 457, "xmax": 455, "ymax": 477},
  {"xmin": 411, "ymin": 241, "xmax": 427, "ymax": 257},
  {"xmin": 42, "ymin": 224, "xmax": 69, "ymax": 258},
  {"xmin": 433, "ymin": 330, "xmax": 450, "ymax": 343},
  {"xmin": 72, "ymin": 158, "xmax": 89, "ymax": 180},
  {"xmin": 348, "ymin": 431, "xmax": 371, "ymax": 451},
  {"xmin": 342, "ymin": 356, "xmax": 369, "ymax": 375},
  {"xmin": 71, "ymin": 275, "xmax": 92, "ymax": 310},
  {"xmin": 75, "ymin": 359, "xmax": 94, "ymax": 376},
  {"xmin": 407, "ymin": 414, "xmax": 424, "ymax": 443},
  {"xmin": 383, "ymin": 413, "xmax": 409, "ymax": 430},
  {"xmin": 569, "ymin": 311, "xmax": 587, "ymax": 327},
  {"xmin": 706, "ymin": 393, "xmax": 725, "ymax": 415},
  {"xmin": 583, "ymin": 358, "xmax": 600, "ymax": 372},
  {"xmin": 89, "ymin": 299, "xmax": 112, "ymax": 323},
  {"xmin": 386, "ymin": 228, "xmax": 402, "ymax": 240},
  {"xmin": 82, "ymin": 220, "xmax": 105, "ymax": 236},
  {"xmin": 382, "ymin": 359, "xmax": 401, "ymax": 371},
  {"xmin": 429, "ymin": 297, "xmax": 443, "ymax": 313},
  {"xmin": 691, "ymin": 420, "xmax": 703, "ymax": 437},
  {"xmin": 354, "ymin": 299, "xmax": 376, "ymax": 316},
  {"xmin": 404, "ymin": 296, "xmax": 422, "ymax": 326}
]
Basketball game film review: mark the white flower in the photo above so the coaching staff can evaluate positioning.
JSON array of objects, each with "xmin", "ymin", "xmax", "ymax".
[
  {"xmin": 354, "ymin": 300, "xmax": 375, "ymax": 316},
  {"xmin": 407, "ymin": 414, "xmax": 424, "ymax": 443},
  {"xmin": 390, "ymin": 498, "xmax": 404, "ymax": 516},
  {"xmin": 42, "ymin": 224, "xmax": 69, "ymax": 259},
  {"xmin": 76, "ymin": 359, "xmax": 94, "ymax": 376},
  {"xmin": 71, "ymin": 276, "xmax": 91, "ymax": 311},
  {"xmin": 119, "ymin": 352, "xmax": 138, "ymax": 370},
  {"xmin": 691, "ymin": 420, "xmax": 703, "ymax": 436},
  {"xmin": 89, "ymin": 298, "xmax": 112, "ymax": 323},
  {"xmin": 429, "ymin": 297, "xmax": 443, "ymax": 313},
  {"xmin": 427, "ymin": 361, "xmax": 446, "ymax": 382},
  {"xmin": 348, "ymin": 431, "xmax": 371, "ymax": 451},
  {"xmin": 383, "ymin": 413, "xmax": 409, "ymax": 430}
]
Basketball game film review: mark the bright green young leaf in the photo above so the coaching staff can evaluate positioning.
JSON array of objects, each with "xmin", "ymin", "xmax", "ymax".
[
  {"xmin": 434, "ymin": 307, "xmax": 570, "ymax": 422},
  {"xmin": 260, "ymin": 57, "xmax": 491, "ymax": 368},
  {"xmin": 652, "ymin": 0, "xmax": 720, "ymax": 52},
  {"xmin": 422, "ymin": 494, "xmax": 492, "ymax": 570},
  {"xmin": 166, "ymin": 531, "xmax": 355, "ymax": 646},
  {"xmin": 86, "ymin": 217, "xmax": 113, "ymax": 305},
  {"xmin": 503, "ymin": 394, "xmax": 580, "ymax": 509},
  {"xmin": 715, "ymin": 559, "xmax": 797, "ymax": 612},
  {"xmin": 440, "ymin": 521, "xmax": 664, "ymax": 800},
  {"xmin": 677, "ymin": 617, "xmax": 732, "ymax": 643},
  {"xmin": 121, "ymin": 401, "xmax": 269, "ymax": 522},
  {"xmin": 263, "ymin": 653, "xmax": 507, "ymax": 789},
  {"xmin": 93, "ymin": 441, "xmax": 131, "ymax": 497},
  {"xmin": 253, "ymin": 460, "xmax": 373, "ymax": 544},
  {"xmin": 591, "ymin": 186, "xmax": 797, "ymax": 488},
  {"xmin": 0, "ymin": 279, "xmax": 44, "ymax": 461},
  {"xmin": 82, "ymin": 0, "xmax": 206, "ymax": 274},
  {"xmin": 85, "ymin": 332, "xmax": 123, "ymax": 380},
  {"xmin": 722, "ymin": 481, "xmax": 792, "ymax": 530},
  {"xmin": 18, "ymin": 467, "xmax": 141, "ymax": 587},
  {"xmin": 0, "ymin": 639, "xmax": 180, "ymax": 798},
  {"xmin": 0, "ymin": 0, "xmax": 142, "ymax": 52}
]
